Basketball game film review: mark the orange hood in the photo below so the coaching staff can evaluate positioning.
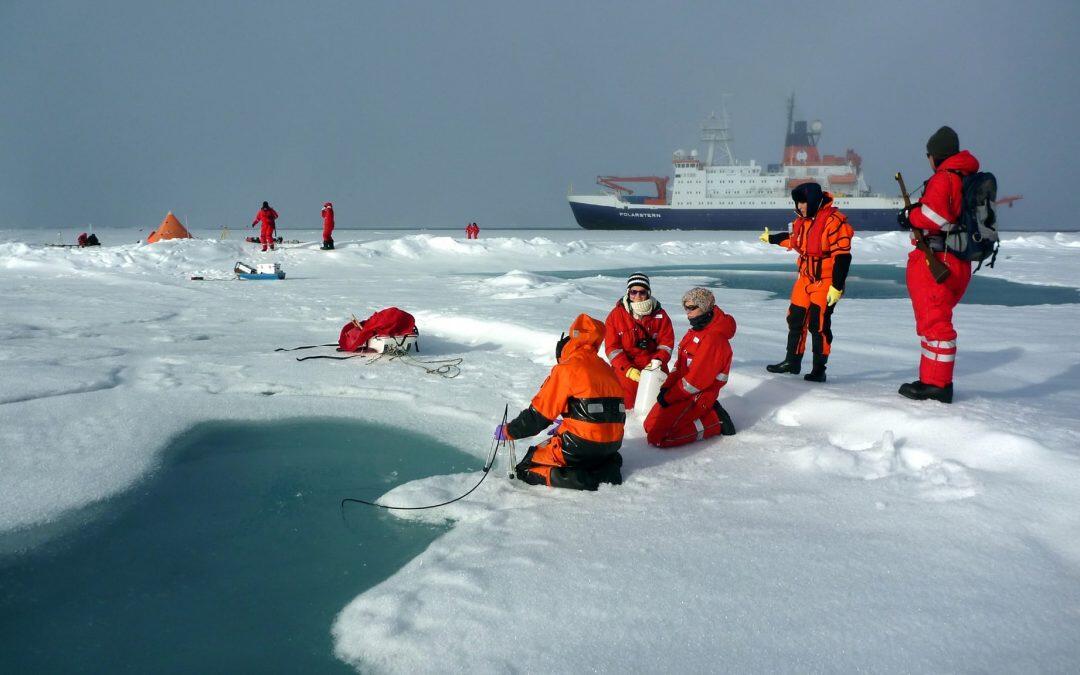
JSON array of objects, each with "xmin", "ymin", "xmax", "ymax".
[{"xmin": 559, "ymin": 314, "xmax": 605, "ymax": 363}]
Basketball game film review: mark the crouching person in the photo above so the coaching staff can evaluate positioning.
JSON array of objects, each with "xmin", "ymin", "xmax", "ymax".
[
  {"xmin": 495, "ymin": 314, "xmax": 626, "ymax": 490},
  {"xmin": 645, "ymin": 288, "xmax": 737, "ymax": 448}
]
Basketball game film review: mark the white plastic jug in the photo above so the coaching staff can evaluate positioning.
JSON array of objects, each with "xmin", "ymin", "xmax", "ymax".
[{"xmin": 634, "ymin": 365, "xmax": 664, "ymax": 416}]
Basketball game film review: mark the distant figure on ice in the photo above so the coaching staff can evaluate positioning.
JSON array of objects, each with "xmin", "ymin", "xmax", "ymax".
[
  {"xmin": 465, "ymin": 222, "xmax": 479, "ymax": 239},
  {"xmin": 759, "ymin": 181, "xmax": 853, "ymax": 382},
  {"xmin": 77, "ymin": 232, "xmax": 100, "ymax": 247},
  {"xmin": 321, "ymin": 202, "xmax": 335, "ymax": 250},
  {"xmin": 494, "ymin": 314, "xmax": 626, "ymax": 490},
  {"xmin": 604, "ymin": 273, "xmax": 674, "ymax": 409},
  {"xmin": 644, "ymin": 287, "xmax": 736, "ymax": 447},
  {"xmin": 251, "ymin": 201, "xmax": 279, "ymax": 251},
  {"xmin": 896, "ymin": 126, "xmax": 981, "ymax": 404}
]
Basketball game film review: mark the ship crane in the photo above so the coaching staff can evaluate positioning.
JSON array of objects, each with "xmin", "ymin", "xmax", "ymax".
[
  {"xmin": 995, "ymin": 195, "xmax": 1023, "ymax": 208},
  {"xmin": 596, "ymin": 176, "xmax": 670, "ymax": 204}
]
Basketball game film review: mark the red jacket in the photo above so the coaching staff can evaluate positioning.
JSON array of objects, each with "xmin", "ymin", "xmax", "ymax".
[
  {"xmin": 908, "ymin": 150, "xmax": 980, "ymax": 237},
  {"xmin": 253, "ymin": 207, "xmax": 278, "ymax": 227},
  {"xmin": 662, "ymin": 308, "xmax": 736, "ymax": 406},
  {"xmin": 322, "ymin": 206, "xmax": 334, "ymax": 227},
  {"xmin": 604, "ymin": 300, "xmax": 674, "ymax": 374}
]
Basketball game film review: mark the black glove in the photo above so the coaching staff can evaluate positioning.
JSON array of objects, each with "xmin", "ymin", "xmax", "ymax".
[
  {"xmin": 656, "ymin": 388, "xmax": 670, "ymax": 408},
  {"xmin": 897, "ymin": 205, "xmax": 915, "ymax": 230}
]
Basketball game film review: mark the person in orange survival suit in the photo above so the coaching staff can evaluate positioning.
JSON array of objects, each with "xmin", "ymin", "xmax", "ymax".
[
  {"xmin": 759, "ymin": 181, "xmax": 853, "ymax": 382},
  {"xmin": 494, "ymin": 314, "xmax": 626, "ymax": 490},
  {"xmin": 604, "ymin": 272, "xmax": 675, "ymax": 409},
  {"xmin": 644, "ymin": 287, "xmax": 737, "ymax": 448}
]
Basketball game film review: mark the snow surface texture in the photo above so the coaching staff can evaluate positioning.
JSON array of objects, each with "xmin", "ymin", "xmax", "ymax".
[{"xmin": 2, "ymin": 228, "xmax": 1079, "ymax": 672}]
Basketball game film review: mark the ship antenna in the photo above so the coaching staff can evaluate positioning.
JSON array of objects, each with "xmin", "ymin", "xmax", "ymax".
[
  {"xmin": 701, "ymin": 94, "xmax": 735, "ymax": 166},
  {"xmin": 786, "ymin": 92, "xmax": 795, "ymax": 136}
]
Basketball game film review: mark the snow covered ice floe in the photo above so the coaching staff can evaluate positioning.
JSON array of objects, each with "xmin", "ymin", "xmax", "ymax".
[{"xmin": 2, "ymin": 227, "xmax": 1079, "ymax": 672}]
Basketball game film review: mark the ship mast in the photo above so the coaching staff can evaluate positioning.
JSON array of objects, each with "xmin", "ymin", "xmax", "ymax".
[
  {"xmin": 701, "ymin": 94, "xmax": 735, "ymax": 166},
  {"xmin": 786, "ymin": 93, "xmax": 795, "ymax": 137}
]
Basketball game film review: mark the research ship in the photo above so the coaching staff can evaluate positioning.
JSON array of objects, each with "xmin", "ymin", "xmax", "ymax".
[{"xmin": 569, "ymin": 96, "xmax": 903, "ymax": 230}]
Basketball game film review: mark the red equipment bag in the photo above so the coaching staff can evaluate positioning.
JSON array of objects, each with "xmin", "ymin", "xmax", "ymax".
[{"xmin": 338, "ymin": 307, "xmax": 418, "ymax": 352}]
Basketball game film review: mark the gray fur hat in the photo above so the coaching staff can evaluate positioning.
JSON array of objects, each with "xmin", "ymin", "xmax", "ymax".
[{"xmin": 682, "ymin": 287, "xmax": 715, "ymax": 311}]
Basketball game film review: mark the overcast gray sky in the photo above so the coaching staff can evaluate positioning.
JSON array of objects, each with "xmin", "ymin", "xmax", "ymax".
[{"xmin": 2, "ymin": 0, "xmax": 1076, "ymax": 230}]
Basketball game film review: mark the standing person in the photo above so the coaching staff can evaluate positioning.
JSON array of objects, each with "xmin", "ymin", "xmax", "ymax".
[
  {"xmin": 604, "ymin": 273, "xmax": 675, "ymax": 409},
  {"xmin": 472, "ymin": 222, "xmax": 480, "ymax": 239},
  {"xmin": 321, "ymin": 202, "xmax": 335, "ymax": 250},
  {"xmin": 464, "ymin": 223, "xmax": 472, "ymax": 239},
  {"xmin": 251, "ymin": 201, "xmax": 279, "ymax": 252},
  {"xmin": 644, "ymin": 288, "xmax": 737, "ymax": 448},
  {"xmin": 759, "ymin": 182, "xmax": 852, "ymax": 382},
  {"xmin": 495, "ymin": 314, "xmax": 626, "ymax": 490},
  {"xmin": 897, "ymin": 126, "xmax": 980, "ymax": 403}
]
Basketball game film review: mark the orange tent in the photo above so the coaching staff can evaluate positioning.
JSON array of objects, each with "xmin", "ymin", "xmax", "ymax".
[{"xmin": 147, "ymin": 212, "xmax": 193, "ymax": 243}]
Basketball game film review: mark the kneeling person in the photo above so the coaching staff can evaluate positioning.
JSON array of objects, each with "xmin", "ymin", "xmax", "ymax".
[
  {"xmin": 645, "ymin": 288, "xmax": 737, "ymax": 448},
  {"xmin": 496, "ymin": 314, "xmax": 626, "ymax": 490},
  {"xmin": 604, "ymin": 272, "xmax": 675, "ymax": 409}
]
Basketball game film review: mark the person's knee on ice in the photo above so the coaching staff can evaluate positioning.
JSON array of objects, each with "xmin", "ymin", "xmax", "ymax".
[
  {"xmin": 501, "ymin": 314, "xmax": 626, "ymax": 490},
  {"xmin": 646, "ymin": 287, "xmax": 736, "ymax": 449},
  {"xmin": 603, "ymin": 273, "xmax": 675, "ymax": 410}
]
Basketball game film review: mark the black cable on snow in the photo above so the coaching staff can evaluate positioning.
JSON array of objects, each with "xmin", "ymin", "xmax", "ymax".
[
  {"xmin": 340, "ymin": 406, "xmax": 511, "ymax": 513},
  {"xmin": 274, "ymin": 343, "xmax": 339, "ymax": 352}
]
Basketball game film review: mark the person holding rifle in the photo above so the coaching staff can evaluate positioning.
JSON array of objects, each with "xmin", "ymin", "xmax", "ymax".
[{"xmin": 896, "ymin": 126, "xmax": 980, "ymax": 403}]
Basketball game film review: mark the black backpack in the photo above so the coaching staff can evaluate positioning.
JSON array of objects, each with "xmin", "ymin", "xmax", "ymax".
[{"xmin": 945, "ymin": 171, "xmax": 999, "ymax": 271}]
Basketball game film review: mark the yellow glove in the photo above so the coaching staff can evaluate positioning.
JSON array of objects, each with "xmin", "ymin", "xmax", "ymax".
[
  {"xmin": 626, "ymin": 368, "xmax": 641, "ymax": 382},
  {"xmin": 827, "ymin": 286, "xmax": 843, "ymax": 306},
  {"xmin": 759, "ymin": 227, "xmax": 770, "ymax": 244}
]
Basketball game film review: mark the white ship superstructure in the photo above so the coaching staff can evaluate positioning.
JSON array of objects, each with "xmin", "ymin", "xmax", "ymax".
[{"xmin": 569, "ymin": 96, "xmax": 904, "ymax": 230}]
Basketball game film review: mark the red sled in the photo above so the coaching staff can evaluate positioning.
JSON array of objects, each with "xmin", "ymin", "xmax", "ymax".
[{"xmin": 339, "ymin": 308, "xmax": 419, "ymax": 354}]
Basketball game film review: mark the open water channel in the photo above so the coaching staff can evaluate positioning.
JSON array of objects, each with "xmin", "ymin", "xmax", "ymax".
[{"xmin": 0, "ymin": 419, "xmax": 477, "ymax": 673}]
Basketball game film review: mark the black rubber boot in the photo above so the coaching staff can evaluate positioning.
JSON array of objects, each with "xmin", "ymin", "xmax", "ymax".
[
  {"xmin": 714, "ymin": 402, "xmax": 736, "ymax": 436},
  {"xmin": 898, "ymin": 380, "xmax": 953, "ymax": 403},
  {"xmin": 766, "ymin": 354, "xmax": 802, "ymax": 374},
  {"xmin": 803, "ymin": 354, "xmax": 827, "ymax": 382}
]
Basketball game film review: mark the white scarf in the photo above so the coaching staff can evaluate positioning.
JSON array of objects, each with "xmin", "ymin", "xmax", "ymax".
[{"xmin": 626, "ymin": 295, "xmax": 657, "ymax": 319}]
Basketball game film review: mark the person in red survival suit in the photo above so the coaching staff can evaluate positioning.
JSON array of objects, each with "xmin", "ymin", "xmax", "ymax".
[
  {"xmin": 760, "ymin": 182, "xmax": 853, "ymax": 382},
  {"xmin": 644, "ymin": 287, "xmax": 737, "ymax": 448},
  {"xmin": 472, "ymin": 222, "xmax": 480, "ymax": 239},
  {"xmin": 321, "ymin": 202, "xmax": 335, "ymax": 250},
  {"xmin": 604, "ymin": 272, "xmax": 675, "ymax": 409},
  {"xmin": 494, "ymin": 314, "xmax": 626, "ymax": 491},
  {"xmin": 251, "ymin": 201, "xmax": 279, "ymax": 251},
  {"xmin": 897, "ymin": 126, "xmax": 980, "ymax": 404}
]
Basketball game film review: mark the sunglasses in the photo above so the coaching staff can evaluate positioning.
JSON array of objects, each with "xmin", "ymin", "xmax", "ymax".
[
  {"xmin": 628, "ymin": 289, "xmax": 650, "ymax": 297},
  {"xmin": 683, "ymin": 304, "xmax": 698, "ymax": 311}
]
